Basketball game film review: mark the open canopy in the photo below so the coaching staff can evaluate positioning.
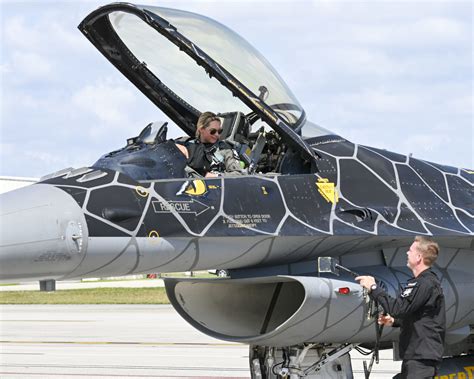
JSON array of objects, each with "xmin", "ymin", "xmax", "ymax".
[{"xmin": 79, "ymin": 2, "xmax": 317, "ymax": 161}]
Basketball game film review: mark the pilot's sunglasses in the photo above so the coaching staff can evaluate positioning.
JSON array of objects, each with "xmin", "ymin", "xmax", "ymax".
[{"xmin": 209, "ymin": 128, "xmax": 224, "ymax": 135}]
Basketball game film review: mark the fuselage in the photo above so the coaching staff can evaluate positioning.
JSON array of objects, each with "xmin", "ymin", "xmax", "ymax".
[{"xmin": 1, "ymin": 135, "xmax": 472, "ymax": 282}]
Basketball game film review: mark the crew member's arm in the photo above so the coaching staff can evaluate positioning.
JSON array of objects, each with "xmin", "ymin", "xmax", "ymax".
[
  {"xmin": 220, "ymin": 148, "xmax": 245, "ymax": 174},
  {"xmin": 356, "ymin": 275, "xmax": 432, "ymax": 320},
  {"xmin": 176, "ymin": 144, "xmax": 189, "ymax": 159}
]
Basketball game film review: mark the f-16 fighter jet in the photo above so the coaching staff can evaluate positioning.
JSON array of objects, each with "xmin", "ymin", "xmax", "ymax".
[{"xmin": 1, "ymin": 3, "xmax": 472, "ymax": 378}]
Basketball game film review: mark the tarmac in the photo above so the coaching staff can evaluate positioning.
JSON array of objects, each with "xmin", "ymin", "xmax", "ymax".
[{"xmin": 0, "ymin": 279, "xmax": 401, "ymax": 378}]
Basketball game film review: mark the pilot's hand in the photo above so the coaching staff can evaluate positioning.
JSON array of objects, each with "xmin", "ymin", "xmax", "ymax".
[
  {"xmin": 205, "ymin": 172, "xmax": 219, "ymax": 178},
  {"xmin": 378, "ymin": 313, "xmax": 394, "ymax": 327},
  {"xmin": 355, "ymin": 275, "xmax": 376, "ymax": 290}
]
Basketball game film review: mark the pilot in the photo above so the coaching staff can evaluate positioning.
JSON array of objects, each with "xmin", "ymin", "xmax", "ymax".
[
  {"xmin": 356, "ymin": 236, "xmax": 446, "ymax": 379},
  {"xmin": 176, "ymin": 111, "xmax": 244, "ymax": 177}
]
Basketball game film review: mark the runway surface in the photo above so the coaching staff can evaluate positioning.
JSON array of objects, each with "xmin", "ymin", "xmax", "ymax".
[{"xmin": 0, "ymin": 304, "xmax": 401, "ymax": 378}]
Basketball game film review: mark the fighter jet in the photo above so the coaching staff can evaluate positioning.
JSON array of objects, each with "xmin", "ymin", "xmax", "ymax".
[{"xmin": 1, "ymin": 3, "xmax": 473, "ymax": 378}]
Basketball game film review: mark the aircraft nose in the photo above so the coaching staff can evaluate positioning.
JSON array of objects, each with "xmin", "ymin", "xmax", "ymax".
[{"xmin": 0, "ymin": 184, "xmax": 88, "ymax": 281}]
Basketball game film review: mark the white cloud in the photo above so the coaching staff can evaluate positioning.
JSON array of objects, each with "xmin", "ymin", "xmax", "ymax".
[
  {"xmin": 72, "ymin": 79, "xmax": 135, "ymax": 124},
  {"xmin": 346, "ymin": 17, "xmax": 468, "ymax": 48},
  {"xmin": 3, "ymin": 16, "xmax": 42, "ymax": 51},
  {"xmin": 48, "ymin": 20, "xmax": 85, "ymax": 50},
  {"xmin": 338, "ymin": 89, "xmax": 423, "ymax": 113},
  {"xmin": 446, "ymin": 95, "xmax": 474, "ymax": 116},
  {"xmin": 24, "ymin": 150, "xmax": 66, "ymax": 167},
  {"xmin": 2, "ymin": 90, "xmax": 43, "ymax": 110},
  {"xmin": 412, "ymin": 17, "xmax": 467, "ymax": 43},
  {"xmin": 9, "ymin": 51, "xmax": 54, "ymax": 79},
  {"xmin": 0, "ymin": 64, "xmax": 10, "ymax": 83},
  {"xmin": 401, "ymin": 133, "xmax": 452, "ymax": 159}
]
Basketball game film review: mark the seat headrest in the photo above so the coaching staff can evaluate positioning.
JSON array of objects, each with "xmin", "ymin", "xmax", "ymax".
[{"xmin": 218, "ymin": 112, "xmax": 249, "ymax": 145}]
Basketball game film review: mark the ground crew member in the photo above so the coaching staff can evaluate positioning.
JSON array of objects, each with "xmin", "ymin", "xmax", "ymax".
[{"xmin": 356, "ymin": 236, "xmax": 446, "ymax": 379}]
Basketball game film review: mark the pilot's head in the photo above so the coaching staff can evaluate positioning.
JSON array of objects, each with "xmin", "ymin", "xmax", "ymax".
[
  {"xmin": 407, "ymin": 236, "xmax": 439, "ymax": 270},
  {"xmin": 196, "ymin": 111, "xmax": 222, "ymax": 144}
]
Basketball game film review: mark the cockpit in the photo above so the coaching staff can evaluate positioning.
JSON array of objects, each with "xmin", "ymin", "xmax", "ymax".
[{"xmin": 93, "ymin": 111, "xmax": 295, "ymax": 180}]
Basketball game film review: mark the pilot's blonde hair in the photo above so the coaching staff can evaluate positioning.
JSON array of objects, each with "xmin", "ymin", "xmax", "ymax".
[
  {"xmin": 196, "ymin": 111, "xmax": 221, "ymax": 138},
  {"xmin": 414, "ymin": 236, "xmax": 440, "ymax": 266}
]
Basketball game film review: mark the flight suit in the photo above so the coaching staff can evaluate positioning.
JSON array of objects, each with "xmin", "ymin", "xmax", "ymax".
[
  {"xmin": 180, "ymin": 139, "xmax": 244, "ymax": 176},
  {"xmin": 370, "ymin": 268, "xmax": 446, "ymax": 379}
]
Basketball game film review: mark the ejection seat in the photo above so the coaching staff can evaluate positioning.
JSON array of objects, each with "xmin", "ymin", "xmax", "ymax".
[
  {"xmin": 129, "ymin": 121, "xmax": 168, "ymax": 145},
  {"xmin": 218, "ymin": 112, "xmax": 251, "ymax": 164},
  {"xmin": 218, "ymin": 112, "xmax": 266, "ymax": 173}
]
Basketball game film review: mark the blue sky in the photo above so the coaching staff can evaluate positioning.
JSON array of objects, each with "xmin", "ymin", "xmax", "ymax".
[{"xmin": 1, "ymin": 0, "xmax": 472, "ymax": 178}]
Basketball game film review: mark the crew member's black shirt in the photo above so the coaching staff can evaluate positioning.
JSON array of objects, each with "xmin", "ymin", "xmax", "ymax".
[{"xmin": 370, "ymin": 268, "xmax": 446, "ymax": 361}]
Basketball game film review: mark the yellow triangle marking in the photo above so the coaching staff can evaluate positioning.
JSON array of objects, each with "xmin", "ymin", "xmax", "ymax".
[{"xmin": 316, "ymin": 178, "xmax": 339, "ymax": 204}]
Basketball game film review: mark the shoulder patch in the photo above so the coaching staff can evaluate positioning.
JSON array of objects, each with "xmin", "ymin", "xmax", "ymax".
[{"xmin": 400, "ymin": 281, "xmax": 418, "ymax": 298}]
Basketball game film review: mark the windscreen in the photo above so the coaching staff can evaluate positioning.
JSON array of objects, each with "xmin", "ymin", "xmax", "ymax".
[
  {"xmin": 302, "ymin": 121, "xmax": 335, "ymax": 139},
  {"xmin": 108, "ymin": 6, "xmax": 304, "ymax": 127}
]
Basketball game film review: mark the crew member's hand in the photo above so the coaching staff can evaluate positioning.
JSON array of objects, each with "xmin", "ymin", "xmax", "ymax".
[
  {"xmin": 205, "ymin": 172, "xmax": 219, "ymax": 178},
  {"xmin": 378, "ymin": 313, "xmax": 394, "ymax": 327},
  {"xmin": 355, "ymin": 275, "xmax": 376, "ymax": 290}
]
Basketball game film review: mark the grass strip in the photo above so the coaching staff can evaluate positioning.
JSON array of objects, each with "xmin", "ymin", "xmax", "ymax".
[{"xmin": 0, "ymin": 287, "xmax": 170, "ymax": 304}]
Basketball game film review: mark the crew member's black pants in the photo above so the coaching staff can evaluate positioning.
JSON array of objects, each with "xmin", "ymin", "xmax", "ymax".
[{"xmin": 393, "ymin": 359, "xmax": 439, "ymax": 379}]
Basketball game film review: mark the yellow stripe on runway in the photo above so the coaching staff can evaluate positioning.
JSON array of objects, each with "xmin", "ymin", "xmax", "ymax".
[
  {"xmin": 1, "ymin": 320, "xmax": 94, "ymax": 322},
  {"xmin": 0, "ymin": 340, "xmax": 243, "ymax": 347}
]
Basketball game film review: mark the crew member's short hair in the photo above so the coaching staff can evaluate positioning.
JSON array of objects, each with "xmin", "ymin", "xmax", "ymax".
[
  {"xmin": 414, "ymin": 236, "xmax": 439, "ymax": 266},
  {"xmin": 196, "ymin": 111, "xmax": 220, "ymax": 138}
]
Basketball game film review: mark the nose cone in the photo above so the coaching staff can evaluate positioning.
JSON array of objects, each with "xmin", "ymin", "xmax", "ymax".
[{"xmin": 0, "ymin": 184, "xmax": 88, "ymax": 281}]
